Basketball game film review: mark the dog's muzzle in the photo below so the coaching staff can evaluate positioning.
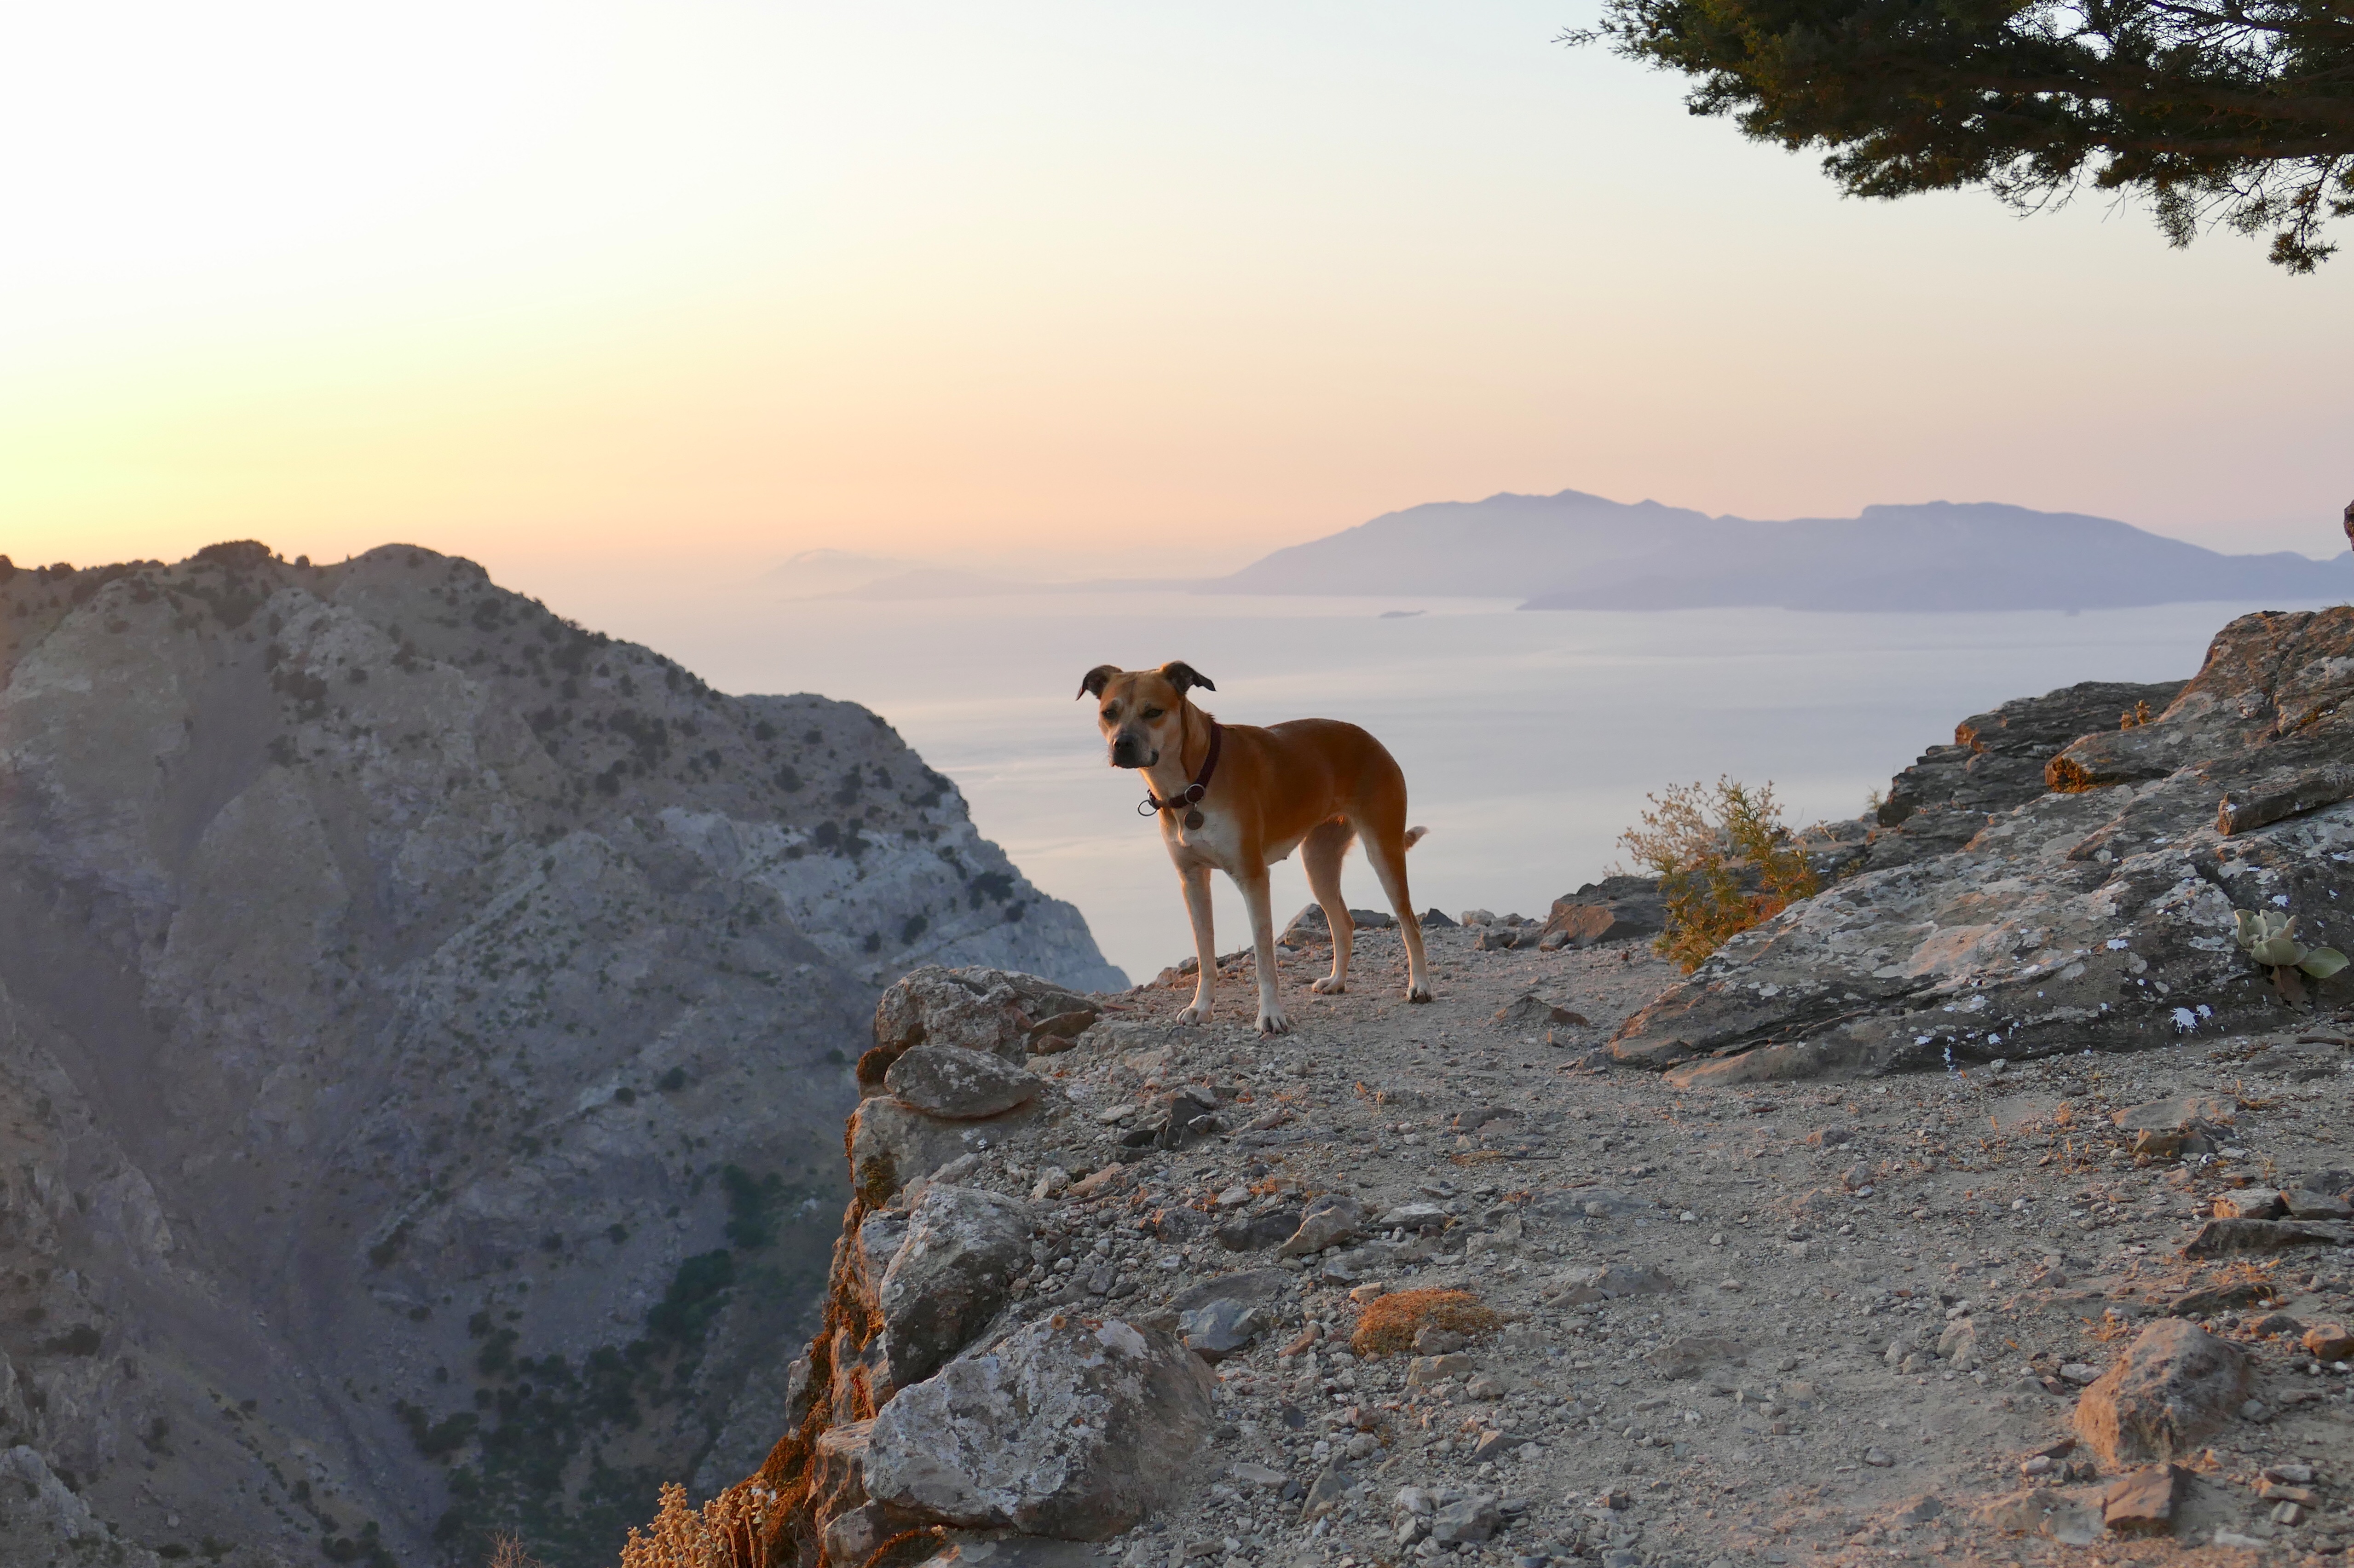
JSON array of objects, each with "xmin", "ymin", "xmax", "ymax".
[{"xmin": 1108, "ymin": 734, "xmax": 1159, "ymax": 769}]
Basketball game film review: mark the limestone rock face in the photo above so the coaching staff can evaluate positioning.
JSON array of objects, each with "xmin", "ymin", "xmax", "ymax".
[
  {"xmin": 869, "ymin": 967, "xmax": 1104, "ymax": 1085},
  {"xmin": 876, "ymin": 1185, "xmax": 1035, "ymax": 1391},
  {"xmin": 2073, "ymin": 1320, "xmax": 2249, "ymax": 1466},
  {"xmin": 0, "ymin": 547, "xmax": 1120, "ymax": 1563},
  {"xmin": 862, "ymin": 1314, "xmax": 1216, "ymax": 1539},
  {"xmin": 886, "ymin": 1045, "xmax": 1046, "ymax": 1120},
  {"xmin": 1615, "ymin": 611, "xmax": 2354, "ymax": 1082}
]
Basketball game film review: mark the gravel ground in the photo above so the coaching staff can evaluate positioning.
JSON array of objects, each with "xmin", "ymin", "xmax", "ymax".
[{"xmin": 953, "ymin": 919, "xmax": 2354, "ymax": 1568}]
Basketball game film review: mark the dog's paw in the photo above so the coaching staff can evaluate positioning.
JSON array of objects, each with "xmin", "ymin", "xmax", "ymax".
[
  {"xmin": 1175, "ymin": 1002, "xmax": 1209, "ymax": 1026},
  {"xmin": 1310, "ymin": 975, "xmax": 1346, "ymax": 995},
  {"xmin": 1406, "ymin": 983, "xmax": 1433, "ymax": 1003},
  {"xmin": 1254, "ymin": 1006, "xmax": 1292, "ymax": 1036}
]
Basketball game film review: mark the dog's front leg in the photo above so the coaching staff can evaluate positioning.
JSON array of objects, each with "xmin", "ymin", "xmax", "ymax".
[
  {"xmin": 1174, "ymin": 863, "xmax": 1217, "ymax": 1026},
  {"xmin": 1238, "ymin": 870, "xmax": 1290, "ymax": 1036}
]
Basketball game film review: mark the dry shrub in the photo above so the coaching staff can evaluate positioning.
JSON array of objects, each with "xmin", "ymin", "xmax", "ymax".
[
  {"xmin": 1617, "ymin": 777, "xmax": 1819, "ymax": 972},
  {"xmin": 487, "ymin": 1537, "xmax": 546, "ymax": 1568},
  {"xmin": 1350, "ymin": 1289, "xmax": 1497, "ymax": 1357},
  {"xmin": 619, "ymin": 1481, "xmax": 779, "ymax": 1568},
  {"xmin": 2044, "ymin": 755, "xmax": 2098, "ymax": 793}
]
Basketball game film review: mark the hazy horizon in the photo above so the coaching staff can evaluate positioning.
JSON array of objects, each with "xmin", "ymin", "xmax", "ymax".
[{"xmin": 6, "ymin": 4, "xmax": 2351, "ymax": 597}]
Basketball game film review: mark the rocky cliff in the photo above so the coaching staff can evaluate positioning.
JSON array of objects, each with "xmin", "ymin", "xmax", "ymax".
[
  {"xmin": 0, "ymin": 543, "xmax": 1120, "ymax": 1568},
  {"xmin": 1613, "ymin": 608, "xmax": 2354, "ymax": 1082}
]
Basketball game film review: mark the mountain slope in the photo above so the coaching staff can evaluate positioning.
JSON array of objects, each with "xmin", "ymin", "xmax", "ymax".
[
  {"xmin": 0, "ymin": 542, "xmax": 1120, "ymax": 1568},
  {"xmin": 1207, "ymin": 491, "xmax": 2352, "ymax": 609}
]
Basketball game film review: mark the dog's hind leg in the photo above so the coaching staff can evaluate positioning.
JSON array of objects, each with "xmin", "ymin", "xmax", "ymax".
[
  {"xmin": 1362, "ymin": 824, "xmax": 1432, "ymax": 1003},
  {"xmin": 1302, "ymin": 817, "xmax": 1356, "ymax": 994},
  {"xmin": 1236, "ymin": 867, "xmax": 1291, "ymax": 1035},
  {"xmin": 1174, "ymin": 862, "xmax": 1218, "ymax": 1026}
]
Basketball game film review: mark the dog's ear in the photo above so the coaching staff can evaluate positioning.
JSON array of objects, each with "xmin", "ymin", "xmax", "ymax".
[
  {"xmin": 1160, "ymin": 661, "xmax": 1215, "ymax": 697},
  {"xmin": 1077, "ymin": 664, "xmax": 1120, "ymax": 701}
]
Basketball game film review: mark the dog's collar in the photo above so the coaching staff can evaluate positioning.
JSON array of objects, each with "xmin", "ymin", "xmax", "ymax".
[{"xmin": 1138, "ymin": 721, "xmax": 1223, "ymax": 817}]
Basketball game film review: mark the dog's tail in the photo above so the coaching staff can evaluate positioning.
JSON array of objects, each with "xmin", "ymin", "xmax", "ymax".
[{"xmin": 1404, "ymin": 826, "xmax": 1428, "ymax": 850}]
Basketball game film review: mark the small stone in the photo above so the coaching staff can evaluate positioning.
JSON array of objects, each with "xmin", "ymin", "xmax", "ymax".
[
  {"xmin": 1349, "ymin": 1283, "xmax": 1387, "ymax": 1303},
  {"xmin": 2213, "ymin": 1528, "xmax": 2265, "ymax": 1548},
  {"xmin": 2239, "ymin": 1398, "xmax": 2270, "ymax": 1422},
  {"xmin": 1413, "ymin": 1326, "xmax": 1467, "ymax": 1355},
  {"xmin": 1407, "ymin": 1353, "xmax": 1476, "ymax": 1387},
  {"xmin": 2058, "ymin": 1362, "xmax": 2100, "ymax": 1385},
  {"xmin": 1277, "ymin": 1194, "xmax": 1367, "ymax": 1258},
  {"xmin": 2260, "ymin": 1483, "xmax": 2318, "ymax": 1506},
  {"xmin": 2282, "ymin": 1188, "xmax": 2352, "ymax": 1220},
  {"xmin": 2212, "ymin": 1188, "xmax": 2285, "ymax": 1220},
  {"xmin": 1296, "ymin": 1463, "xmax": 1351, "ymax": 1523},
  {"xmin": 2271, "ymin": 1500, "xmax": 2307, "ymax": 1526},
  {"xmin": 1864, "ymin": 1448, "xmax": 1893, "ymax": 1467},
  {"xmin": 1178, "ymin": 1298, "xmax": 1266, "ymax": 1362},
  {"xmin": 2264, "ymin": 1463, "xmax": 2317, "ymax": 1485},
  {"xmin": 1430, "ymin": 1496, "xmax": 1505, "ymax": 1545},
  {"xmin": 2101, "ymin": 1465, "xmax": 2187, "ymax": 1535},
  {"xmin": 1465, "ymin": 1372, "xmax": 1511, "ymax": 1400},
  {"xmin": 2074, "ymin": 1320, "xmax": 2249, "ymax": 1466},
  {"xmin": 2302, "ymin": 1322, "xmax": 2354, "ymax": 1360}
]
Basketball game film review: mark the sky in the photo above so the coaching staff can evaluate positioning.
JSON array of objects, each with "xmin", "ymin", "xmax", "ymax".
[{"xmin": 3, "ymin": 1, "xmax": 2351, "ymax": 598}]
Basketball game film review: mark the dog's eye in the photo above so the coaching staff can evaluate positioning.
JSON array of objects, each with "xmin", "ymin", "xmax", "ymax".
[
  {"xmin": 1141, "ymin": 707, "xmax": 1163, "ymax": 720},
  {"xmin": 1100, "ymin": 706, "xmax": 1117, "ymax": 721}
]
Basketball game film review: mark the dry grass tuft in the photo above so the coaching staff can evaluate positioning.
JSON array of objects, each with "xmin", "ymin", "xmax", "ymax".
[
  {"xmin": 618, "ymin": 1480, "xmax": 779, "ymax": 1568},
  {"xmin": 1349, "ymin": 1289, "xmax": 1497, "ymax": 1357}
]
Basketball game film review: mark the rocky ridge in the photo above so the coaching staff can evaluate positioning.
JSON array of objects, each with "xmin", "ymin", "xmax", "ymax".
[
  {"xmin": 1612, "ymin": 610, "xmax": 2354, "ymax": 1084},
  {"xmin": 0, "ymin": 544, "xmax": 1118, "ymax": 1568},
  {"xmin": 663, "ymin": 612, "xmax": 2354, "ymax": 1568},
  {"xmin": 679, "ymin": 947, "xmax": 2352, "ymax": 1568}
]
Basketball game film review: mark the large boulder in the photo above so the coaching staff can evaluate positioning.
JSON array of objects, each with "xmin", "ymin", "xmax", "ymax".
[
  {"xmin": 862, "ymin": 1314, "xmax": 1217, "ymax": 1539},
  {"xmin": 868, "ymin": 967, "xmax": 1101, "ymax": 1085},
  {"xmin": 2073, "ymin": 1320, "xmax": 2249, "ymax": 1466},
  {"xmin": 886, "ymin": 1045, "xmax": 1046, "ymax": 1120},
  {"xmin": 849, "ymin": 1094, "xmax": 1044, "ymax": 1206},
  {"xmin": 1614, "ymin": 611, "xmax": 2354, "ymax": 1083},
  {"xmin": 876, "ymin": 1185, "xmax": 1034, "ymax": 1391}
]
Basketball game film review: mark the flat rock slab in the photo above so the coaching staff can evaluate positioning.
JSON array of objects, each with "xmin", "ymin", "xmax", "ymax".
[
  {"xmin": 1648, "ymin": 1335, "xmax": 1744, "ymax": 1379},
  {"xmin": 2180, "ymin": 1217, "xmax": 2352, "ymax": 1257},
  {"xmin": 2112, "ymin": 1096, "xmax": 2236, "ymax": 1131},
  {"xmin": 1167, "ymin": 1269, "xmax": 1293, "ymax": 1314},
  {"xmin": 1973, "ymin": 1488, "xmax": 2103, "ymax": 1545},
  {"xmin": 2102, "ymin": 1465, "xmax": 2187, "ymax": 1534},
  {"xmin": 2074, "ymin": 1320, "xmax": 2247, "ymax": 1467},
  {"xmin": 887, "ymin": 1045, "xmax": 1046, "ymax": 1120}
]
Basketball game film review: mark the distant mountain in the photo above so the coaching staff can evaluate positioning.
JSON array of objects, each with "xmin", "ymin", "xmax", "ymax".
[{"xmin": 1207, "ymin": 491, "xmax": 2353, "ymax": 610}]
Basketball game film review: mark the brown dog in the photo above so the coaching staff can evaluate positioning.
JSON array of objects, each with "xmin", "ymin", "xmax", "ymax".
[{"xmin": 1080, "ymin": 661, "xmax": 1431, "ymax": 1034}]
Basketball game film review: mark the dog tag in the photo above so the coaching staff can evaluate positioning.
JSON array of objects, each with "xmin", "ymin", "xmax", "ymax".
[{"xmin": 1184, "ymin": 809, "xmax": 1204, "ymax": 830}]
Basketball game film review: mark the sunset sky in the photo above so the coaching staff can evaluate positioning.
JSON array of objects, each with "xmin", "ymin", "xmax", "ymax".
[{"xmin": 5, "ymin": 1, "xmax": 2351, "ymax": 598}]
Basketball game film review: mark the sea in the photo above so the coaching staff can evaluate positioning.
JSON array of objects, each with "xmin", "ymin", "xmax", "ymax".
[{"xmin": 558, "ymin": 587, "xmax": 2345, "ymax": 986}]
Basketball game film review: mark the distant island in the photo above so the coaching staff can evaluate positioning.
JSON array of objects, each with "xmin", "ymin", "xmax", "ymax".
[{"xmin": 1206, "ymin": 491, "xmax": 2354, "ymax": 611}]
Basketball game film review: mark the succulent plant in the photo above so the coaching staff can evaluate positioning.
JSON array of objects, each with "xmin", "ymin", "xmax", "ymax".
[{"xmin": 2233, "ymin": 908, "xmax": 2348, "ymax": 979}]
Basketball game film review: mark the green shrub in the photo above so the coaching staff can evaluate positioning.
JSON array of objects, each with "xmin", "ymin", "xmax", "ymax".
[{"xmin": 1618, "ymin": 777, "xmax": 1820, "ymax": 973}]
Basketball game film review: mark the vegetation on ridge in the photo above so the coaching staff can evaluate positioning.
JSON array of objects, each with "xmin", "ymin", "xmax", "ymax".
[{"xmin": 1617, "ymin": 777, "xmax": 1822, "ymax": 972}]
